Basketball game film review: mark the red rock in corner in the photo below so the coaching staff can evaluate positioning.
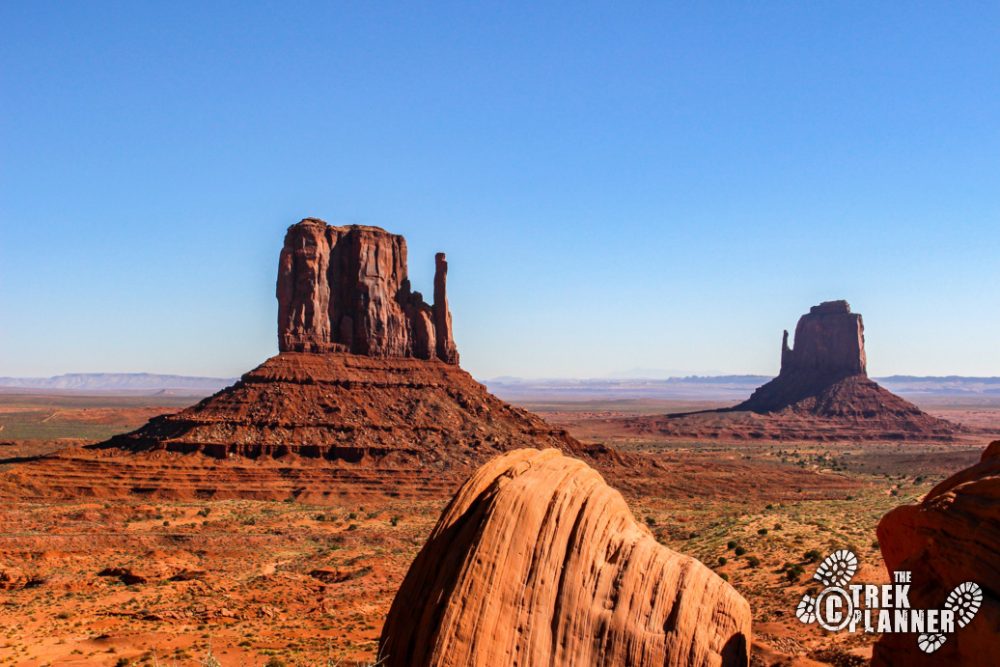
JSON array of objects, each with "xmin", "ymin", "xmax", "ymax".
[
  {"xmin": 872, "ymin": 441, "xmax": 1000, "ymax": 666},
  {"xmin": 380, "ymin": 448, "xmax": 751, "ymax": 667},
  {"xmin": 276, "ymin": 218, "xmax": 459, "ymax": 363}
]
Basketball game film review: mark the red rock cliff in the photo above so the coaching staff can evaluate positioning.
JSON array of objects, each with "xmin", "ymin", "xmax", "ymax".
[
  {"xmin": 779, "ymin": 300, "xmax": 866, "ymax": 378},
  {"xmin": 276, "ymin": 219, "xmax": 458, "ymax": 364}
]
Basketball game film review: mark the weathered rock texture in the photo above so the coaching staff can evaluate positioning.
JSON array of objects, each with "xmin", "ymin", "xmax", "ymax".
[
  {"xmin": 277, "ymin": 219, "xmax": 458, "ymax": 364},
  {"xmin": 872, "ymin": 441, "xmax": 1000, "ymax": 666},
  {"xmin": 380, "ymin": 448, "xmax": 751, "ymax": 667}
]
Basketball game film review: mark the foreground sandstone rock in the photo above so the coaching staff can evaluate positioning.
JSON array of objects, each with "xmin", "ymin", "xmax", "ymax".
[
  {"xmin": 380, "ymin": 448, "xmax": 751, "ymax": 667},
  {"xmin": 277, "ymin": 219, "xmax": 458, "ymax": 364},
  {"xmin": 872, "ymin": 441, "xmax": 1000, "ymax": 665}
]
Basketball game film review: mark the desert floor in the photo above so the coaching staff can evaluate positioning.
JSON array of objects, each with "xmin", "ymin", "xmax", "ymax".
[{"xmin": 1, "ymin": 392, "xmax": 997, "ymax": 666}]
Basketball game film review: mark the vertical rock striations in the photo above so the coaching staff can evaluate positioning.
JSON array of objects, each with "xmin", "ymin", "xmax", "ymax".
[
  {"xmin": 277, "ymin": 218, "xmax": 458, "ymax": 364},
  {"xmin": 380, "ymin": 448, "xmax": 752, "ymax": 667},
  {"xmin": 872, "ymin": 441, "xmax": 1000, "ymax": 665}
]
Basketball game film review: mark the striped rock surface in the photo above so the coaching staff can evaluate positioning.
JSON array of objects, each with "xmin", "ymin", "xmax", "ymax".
[{"xmin": 380, "ymin": 448, "xmax": 751, "ymax": 667}]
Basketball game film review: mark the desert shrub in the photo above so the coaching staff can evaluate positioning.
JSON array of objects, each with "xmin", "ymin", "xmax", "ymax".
[
  {"xmin": 719, "ymin": 573, "xmax": 729, "ymax": 581},
  {"xmin": 773, "ymin": 523, "xmax": 783, "ymax": 530},
  {"xmin": 717, "ymin": 556, "xmax": 727, "ymax": 566},
  {"xmin": 734, "ymin": 546, "xmax": 746, "ymax": 556},
  {"xmin": 786, "ymin": 564, "xmax": 806, "ymax": 582},
  {"xmin": 746, "ymin": 556, "xmax": 760, "ymax": 568},
  {"xmin": 644, "ymin": 516, "xmax": 656, "ymax": 526},
  {"xmin": 263, "ymin": 658, "xmax": 286, "ymax": 667},
  {"xmin": 757, "ymin": 528, "xmax": 768, "ymax": 535},
  {"xmin": 726, "ymin": 540, "xmax": 737, "ymax": 550},
  {"xmin": 389, "ymin": 515, "xmax": 401, "ymax": 526},
  {"xmin": 871, "ymin": 540, "xmax": 880, "ymax": 549},
  {"xmin": 803, "ymin": 549, "xmax": 822, "ymax": 563}
]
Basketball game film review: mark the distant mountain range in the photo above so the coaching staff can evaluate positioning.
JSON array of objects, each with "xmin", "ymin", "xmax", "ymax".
[
  {"xmin": 484, "ymin": 375, "xmax": 1000, "ymax": 401},
  {"xmin": 0, "ymin": 373, "xmax": 236, "ymax": 395},
  {"xmin": 1, "ymin": 372, "xmax": 998, "ymax": 401}
]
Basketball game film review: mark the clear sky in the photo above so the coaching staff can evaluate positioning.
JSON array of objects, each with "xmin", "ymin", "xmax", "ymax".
[{"xmin": 2, "ymin": 2, "xmax": 998, "ymax": 380}]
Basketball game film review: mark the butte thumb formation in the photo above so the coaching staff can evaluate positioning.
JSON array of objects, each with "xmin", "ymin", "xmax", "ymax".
[
  {"xmin": 1, "ymin": 219, "xmax": 599, "ymax": 500},
  {"xmin": 621, "ymin": 300, "xmax": 957, "ymax": 442}
]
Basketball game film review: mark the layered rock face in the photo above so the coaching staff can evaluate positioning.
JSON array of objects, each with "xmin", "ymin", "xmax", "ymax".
[
  {"xmin": 277, "ymin": 219, "xmax": 458, "ymax": 364},
  {"xmin": 872, "ymin": 441, "xmax": 1000, "ymax": 665},
  {"xmin": 97, "ymin": 353, "xmax": 583, "ymax": 465},
  {"xmin": 380, "ymin": 448, "xmax": 751, "ymax": 667}
]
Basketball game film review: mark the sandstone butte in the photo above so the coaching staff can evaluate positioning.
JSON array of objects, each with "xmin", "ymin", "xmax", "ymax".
[
  {"xmin": 872, "ymin": 440, "xmax": 1000, "ymax": 666},
  {"xmin": 0, "ymin": 219, "xmax": 603, "ymax": 501},
  {"xmin": 618, "ymin": 300, "xmax": 958, "ymax": 442},
  {"xmin": 277, "ymin": 218, "xmax": 459, "ymax": 364},
  {"xmin": 380, "ymin": 448, "xmax": 752, "ymax": 667}
]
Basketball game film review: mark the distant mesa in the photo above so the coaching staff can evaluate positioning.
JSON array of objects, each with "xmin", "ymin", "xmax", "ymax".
[
  {"xmin": 872, "ymin": 440, "xmax": 1000, "ymax": 665},
  {"xmin": 733, "ymin": 300, "xmax": 951, "ymax": 427},
  {"xmin": 277, "ymin": 219, "xmax": 458, "ymax": 364},
  {"xmin": 736, "ymin": 300, "xmax": 866, "ymax": 412},
  {"xmin": 618, "ymin": 300, "xmax": 959, "ymax": 441},
  {"xmin": 380, "ymin": 448, "xmax": 751, "ymax": 667}
]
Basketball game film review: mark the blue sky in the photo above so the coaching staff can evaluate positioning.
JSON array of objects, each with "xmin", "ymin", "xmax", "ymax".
[{"xmin": 2, "ymin": 2, "xmax": 998, "ymax": 379}]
